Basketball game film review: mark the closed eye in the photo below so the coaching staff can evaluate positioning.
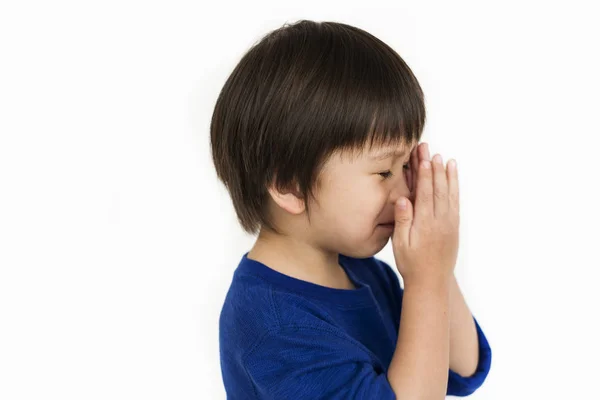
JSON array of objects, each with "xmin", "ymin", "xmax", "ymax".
[{"xmin": 378, "ymin": 164, "xmax": 410, "ymax": 179}]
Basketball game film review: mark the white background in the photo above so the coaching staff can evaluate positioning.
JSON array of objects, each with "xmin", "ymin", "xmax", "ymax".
[{"xmin": 1, "ymin": 1, "xmax": 599, "ymax": 399}]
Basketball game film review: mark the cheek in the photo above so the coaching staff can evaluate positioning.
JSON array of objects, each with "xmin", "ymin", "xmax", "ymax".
[
  {"xmin": 366, "ymin": 181, "xmax": 390, "ymax": 204},
  {"xmin": 321, "ymin": 178, "xmax": 388, "ymax": 226},
  {"xmin": 347, "ymin": 183, "xmax": 389, "ymax": 222}
]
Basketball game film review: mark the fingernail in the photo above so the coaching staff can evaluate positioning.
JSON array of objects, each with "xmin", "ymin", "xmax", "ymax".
[
  {"xmin": 422, "ymin": 160, "xmax": 430, "ymax": 169},
  {"xmin": 397, "ymin": 198, "xmax": 407, "ymax": 209}
]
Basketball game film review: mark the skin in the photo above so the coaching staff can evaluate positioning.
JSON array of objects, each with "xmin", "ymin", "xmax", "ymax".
[
  {"xmin": 247, "ymin": 138, "xmax": 418, "ymax": 289},
  {"xmin": 248, "ymin": 140, "xmax": 479, "ymax": 377},
  {"xmin": 415, "ymin": 145, "xmax": 479, "ymax": 378}
]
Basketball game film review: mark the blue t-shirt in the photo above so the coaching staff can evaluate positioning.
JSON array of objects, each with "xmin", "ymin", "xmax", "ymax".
[{"xmin": 219, "ymin": 251, "xmax": 492, "ymax": 399}]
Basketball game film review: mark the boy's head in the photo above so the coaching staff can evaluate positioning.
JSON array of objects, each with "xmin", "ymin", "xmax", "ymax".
[{"xmin": 210, "ymin": 19, "xmax": 425, "ymax": 258}]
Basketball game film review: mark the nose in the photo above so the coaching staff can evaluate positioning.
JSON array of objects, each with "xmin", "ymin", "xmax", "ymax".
[{"xmin": 390, "ymin": 178, "xmax": 412, "ymax": 205}]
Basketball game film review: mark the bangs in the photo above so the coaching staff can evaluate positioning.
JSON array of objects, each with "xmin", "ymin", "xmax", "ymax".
[{"xmin": 294, "ymin": 22, "xmax": 426, "ymax": 161}]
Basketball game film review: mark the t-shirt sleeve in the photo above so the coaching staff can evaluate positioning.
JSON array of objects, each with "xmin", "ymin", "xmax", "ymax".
[
  {"xmin": 447, "ymin": 315, "xmax": 492, "ymax": 396},
  {"xmin": 242, "ymin": 326, "xmax": 397, "ymax": 400}
]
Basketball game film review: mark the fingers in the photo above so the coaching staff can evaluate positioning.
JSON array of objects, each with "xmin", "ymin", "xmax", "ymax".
[
  {"xmin": 415, "ymin": 157, "xmax": 434, "ymax": 223},
  {"xmin": 409, "ymin": 146, "xmax": 419, "ymax": 202},
  {"xmin": 447, "ymin": 159, "xmax": 459, "ymax": 221},
  {"xmin": 421, "ymin": 142, "xmax": 430, "ymax": 161},
  {"xmin": 414, "ymin": 144, "xmax": 432, "ymax": 222},
  {"xmin": 431, "ymin": 154, "xmax": 448, "ymax": 218},
  {"xmin": 413, "ymin": 143, "xmax": 456, "ymax": 221}
]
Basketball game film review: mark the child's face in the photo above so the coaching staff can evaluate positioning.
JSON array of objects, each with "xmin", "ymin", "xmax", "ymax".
[{"xmin": 309, "ymin": 140, "xmax": 418, "ymax": 258}]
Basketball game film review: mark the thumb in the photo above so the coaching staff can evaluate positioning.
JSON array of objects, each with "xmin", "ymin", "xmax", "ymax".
[{"xmin": 392, "ymin": 197, "xmax": 412, "ymax": 243}]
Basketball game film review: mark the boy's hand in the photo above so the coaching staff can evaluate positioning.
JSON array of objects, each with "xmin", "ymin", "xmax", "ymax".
[
  {"xmin": 405, "ymin": 143, "xmax": 427, "ymax": 204},
  {"xmin": 392, "ymin": 142, "xmax": 460, "ymax": 286}
]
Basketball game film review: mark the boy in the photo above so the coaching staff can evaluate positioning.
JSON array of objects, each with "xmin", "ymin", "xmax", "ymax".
[{"xmin": 211, "ymin": 19, "xmax": 491, "ymax": 399}]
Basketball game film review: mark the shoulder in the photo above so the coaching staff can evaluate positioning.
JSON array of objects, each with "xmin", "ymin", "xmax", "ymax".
[
  {"xmin": 218, "ymin": 270, "xmax": 341, "ymax": 354},
  {"xmin": 219, "ymin": 272, "xmax": 278, "ymax": 346}
]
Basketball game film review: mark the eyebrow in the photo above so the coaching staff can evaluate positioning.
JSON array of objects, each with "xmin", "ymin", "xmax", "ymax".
[{"xmin": 369, "ymin": 149, "xmax": 410, "ymax": 161}]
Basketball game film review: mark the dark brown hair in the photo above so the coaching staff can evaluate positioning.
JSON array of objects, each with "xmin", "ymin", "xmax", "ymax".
[{"xmin": 210, "ymin": 19, "xmax": 426, "ymax": 236}]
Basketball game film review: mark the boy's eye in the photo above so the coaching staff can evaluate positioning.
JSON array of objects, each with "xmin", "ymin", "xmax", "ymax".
[
  {"xmin": 378, "ymin": 164, "xmax": 410, "ymax": 180},
  {"xmin": 378, "ymin": 170, "xmax": 393, "ymax": 179}
]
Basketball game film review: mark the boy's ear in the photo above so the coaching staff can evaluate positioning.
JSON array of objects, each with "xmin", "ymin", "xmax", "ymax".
[{"xmin": 267, "ymin": 180, "xmax": 306, "ymax": 215}]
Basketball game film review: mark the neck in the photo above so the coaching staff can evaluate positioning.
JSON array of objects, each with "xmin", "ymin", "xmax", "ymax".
[{"xmin": 247, "ymin": 227, "xmax": 354, "ymax": 290}]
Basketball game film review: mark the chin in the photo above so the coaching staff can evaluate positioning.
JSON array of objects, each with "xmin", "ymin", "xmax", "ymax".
[{"xmin": 340, "ymin": 237, "xmax": 388, "ymax": 259}]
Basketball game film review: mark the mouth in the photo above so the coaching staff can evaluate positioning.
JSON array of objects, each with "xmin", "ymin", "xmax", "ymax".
[{"xmin": 378, "ymin": 222, "xmax": 395, "ymax": 229}]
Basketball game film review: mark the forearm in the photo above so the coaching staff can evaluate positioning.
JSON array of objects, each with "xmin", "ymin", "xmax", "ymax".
[
  {"xmin": 449, "ymin": 273, "xmax": 479, "ymax": 377},
  {"xmin": 387, "ymin": 279, "xmax": 450, "ymax": 400}
]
